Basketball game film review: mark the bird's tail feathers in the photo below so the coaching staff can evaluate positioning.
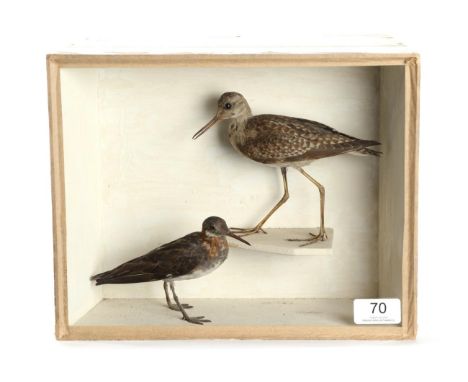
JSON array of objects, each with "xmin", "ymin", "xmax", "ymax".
[
  {"xmin": 354, "ymin": 147, "xmax": 382, "ymax": 156},
  {"xmin": 351, "ymin": 140, "xmax": 382, "ymax": 157},
  {"xmin": 90, "ymin": 270, "xmax": 111, "ymax": 282}
]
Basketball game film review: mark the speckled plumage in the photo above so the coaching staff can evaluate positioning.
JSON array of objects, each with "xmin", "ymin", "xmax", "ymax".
[
  {"xmin": 194, "ymin": 92, "xmax": 380, "ymax": 167},
  {"xmin": 193, "ymin": 92, "xmax": 381, "ymax": 245},
  {"xmin": 229, "ymin": 114, "xmax": 380, "ymax": 166}
]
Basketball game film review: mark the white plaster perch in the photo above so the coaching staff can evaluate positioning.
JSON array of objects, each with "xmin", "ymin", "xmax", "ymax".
[{"xmin": 227, "ymin": 228, "xmax": 333, "ymax": 256}]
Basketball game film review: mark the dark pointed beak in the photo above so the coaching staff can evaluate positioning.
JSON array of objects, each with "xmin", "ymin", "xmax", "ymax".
[
  {"xmin": 227, "ymin": 231, "xmax": 251, "ymax": 246},
  {"xmin": 192, "ymin": 114, "xmax": 219, "ymax": 139}
]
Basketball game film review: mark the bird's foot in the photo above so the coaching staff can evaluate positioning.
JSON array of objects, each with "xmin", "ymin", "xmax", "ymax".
[
  {"xmin": 168, "ymin": 303, "xmax": 193, "ymax": 311},
  {"xmin": 230, "ymin": 226, "xmax": 267, "ymax": 237},
  {"xmin": 287, "ymin": 230, "xmax": 328, "ymax": 247},
  {"xmin": 182, "ymin": 315, "xmax": 211, "ymax": 325}
]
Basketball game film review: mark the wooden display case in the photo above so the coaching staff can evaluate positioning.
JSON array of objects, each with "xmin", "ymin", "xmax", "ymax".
[{"xmin": 48, "ymin": 41, "xmax": 419, "ymax": 340}]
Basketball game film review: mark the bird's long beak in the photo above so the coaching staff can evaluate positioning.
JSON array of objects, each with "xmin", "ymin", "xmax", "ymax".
[
  {"xmin": 192, "ymin": 114, "xmax": 219, "ymax": 140},
  {"xmin": 227, "ymin": 231, "xmax": 251, "ymax": 246}
]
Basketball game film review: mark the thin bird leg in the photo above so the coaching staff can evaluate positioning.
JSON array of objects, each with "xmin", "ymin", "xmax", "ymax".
[
  {"xmin": 287, "ymin": 167, "xmax": 328, "ymax": 246},
  {"xmin": 169, "ymin": 281, "xmax": 211, "ymax": 325},
  {"xmin": 231, "ymin": 167, "xmax": 289, "ymax": 236},
  {"xmin": 164, "ymin": 280, "xmax": 193, "ymax": 311}
]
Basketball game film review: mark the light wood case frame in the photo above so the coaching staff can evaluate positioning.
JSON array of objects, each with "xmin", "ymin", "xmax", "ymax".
[{"xmin": 48, "ymin": 53, "xmax": 419, "ymax": 340}]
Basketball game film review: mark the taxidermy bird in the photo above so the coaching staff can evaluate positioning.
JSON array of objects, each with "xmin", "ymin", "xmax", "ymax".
[
  {"xmin": 90, "ymin": 216, "xmax": 250, "ymax": 325},
  {"xmin": 193, "ymin": 92, "xmax": 380, "ymax": 246}
]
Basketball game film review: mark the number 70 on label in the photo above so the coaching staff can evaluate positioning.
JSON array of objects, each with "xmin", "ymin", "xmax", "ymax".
[{"xmin": 353, "ymin": 299, "xmax": 401, "ymax": 325}]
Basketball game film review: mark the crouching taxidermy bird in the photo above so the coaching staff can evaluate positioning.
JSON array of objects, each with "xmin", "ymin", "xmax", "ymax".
[
  {"xmin": 193, "ymin": 92, "xmax": 380, "ymax": 246},
  {"xmin": 90, "ymin": 216, "xmax": 250, "ymax": 325}
]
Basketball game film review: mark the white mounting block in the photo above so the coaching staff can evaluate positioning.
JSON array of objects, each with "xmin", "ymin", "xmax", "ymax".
[{"xmin": 227, "ymin": 228, "xmax": 333, "ymax": 256}]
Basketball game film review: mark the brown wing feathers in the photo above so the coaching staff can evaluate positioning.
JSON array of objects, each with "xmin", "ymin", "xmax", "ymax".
[
  {"xmin": 90, "ymin": 233, "xmax": 203, "ymax": 285},
  {"xmin": 90, "ymin": 260, "xmax": 162, "ymax": 285},
  {"xmin": 241, "ymin": 115, "xmax": 380, "ymax": 163}
]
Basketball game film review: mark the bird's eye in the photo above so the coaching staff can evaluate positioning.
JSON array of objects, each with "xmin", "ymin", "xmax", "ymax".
[{"xmin": 224, "ymin": 103, "xmax": 232, "ymax": 110}]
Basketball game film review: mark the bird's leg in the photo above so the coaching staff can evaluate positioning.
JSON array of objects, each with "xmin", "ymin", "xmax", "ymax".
[
  {"xmin": 231, "ymin": 167, "xmax": 289, "ymax": 236},
  {"xmin": 169, "ymin": 281, "xmax": 211, "ymax": 325},
  {"xmin": 287, "ymin": 167, "xmax": 328, "ymax": 246},
  {"xmin": 164, "ymin": 280, "xmax": 193, "ymax": 311}
]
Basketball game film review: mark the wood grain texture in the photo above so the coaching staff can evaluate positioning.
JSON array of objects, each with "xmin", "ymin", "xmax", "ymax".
[
  {"xmin": 377, "ymin": 57, "xmax": 419, "ymax": 339},
  {"xmin": 378, "ymin": 67, "xmax": 405, "ymax": 301},
  {"xmin": 61, "ymin": 325, "xmax": 410, "ymax": 340},
  {"xmin": 47, "ymin": 53, "xmax": 417, "ymax": 68},
  {"xmin": 48, "ymin": 52, "xmax": 419, "ymax": 340},
  {"xmin": 47, "ymin": 58, "xmax": 69, "ymax": 339},
  {"xmin": 402, "ymin": 57, "xmax": 419, "ymax": 338}
]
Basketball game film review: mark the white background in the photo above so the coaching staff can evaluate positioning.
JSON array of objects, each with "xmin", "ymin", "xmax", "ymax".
[{"xmin": 1, "ymin": 1, "xmax": 467, "ymax": 381}]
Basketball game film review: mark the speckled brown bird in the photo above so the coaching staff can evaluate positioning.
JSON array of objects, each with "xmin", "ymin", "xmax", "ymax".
[
  {"xmin": 193, "ymin": 92, "xmax": 380, "ymax": 245},
  {"xmin": 90, "ymin": 216, "xmax": 250, "ymax": 325}
]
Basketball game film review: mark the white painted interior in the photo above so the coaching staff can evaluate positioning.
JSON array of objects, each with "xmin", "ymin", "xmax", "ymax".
[
  {"xmin": 61, "ymin": 70, "xmax": 103, "ymax": 324},
  {"xmin": 76, "ymin": 298, "xmax": 355, "ymax": 326},
  {"xmin": 59, "ymin": 65, "xmax": 401, "ymax": 324}
]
